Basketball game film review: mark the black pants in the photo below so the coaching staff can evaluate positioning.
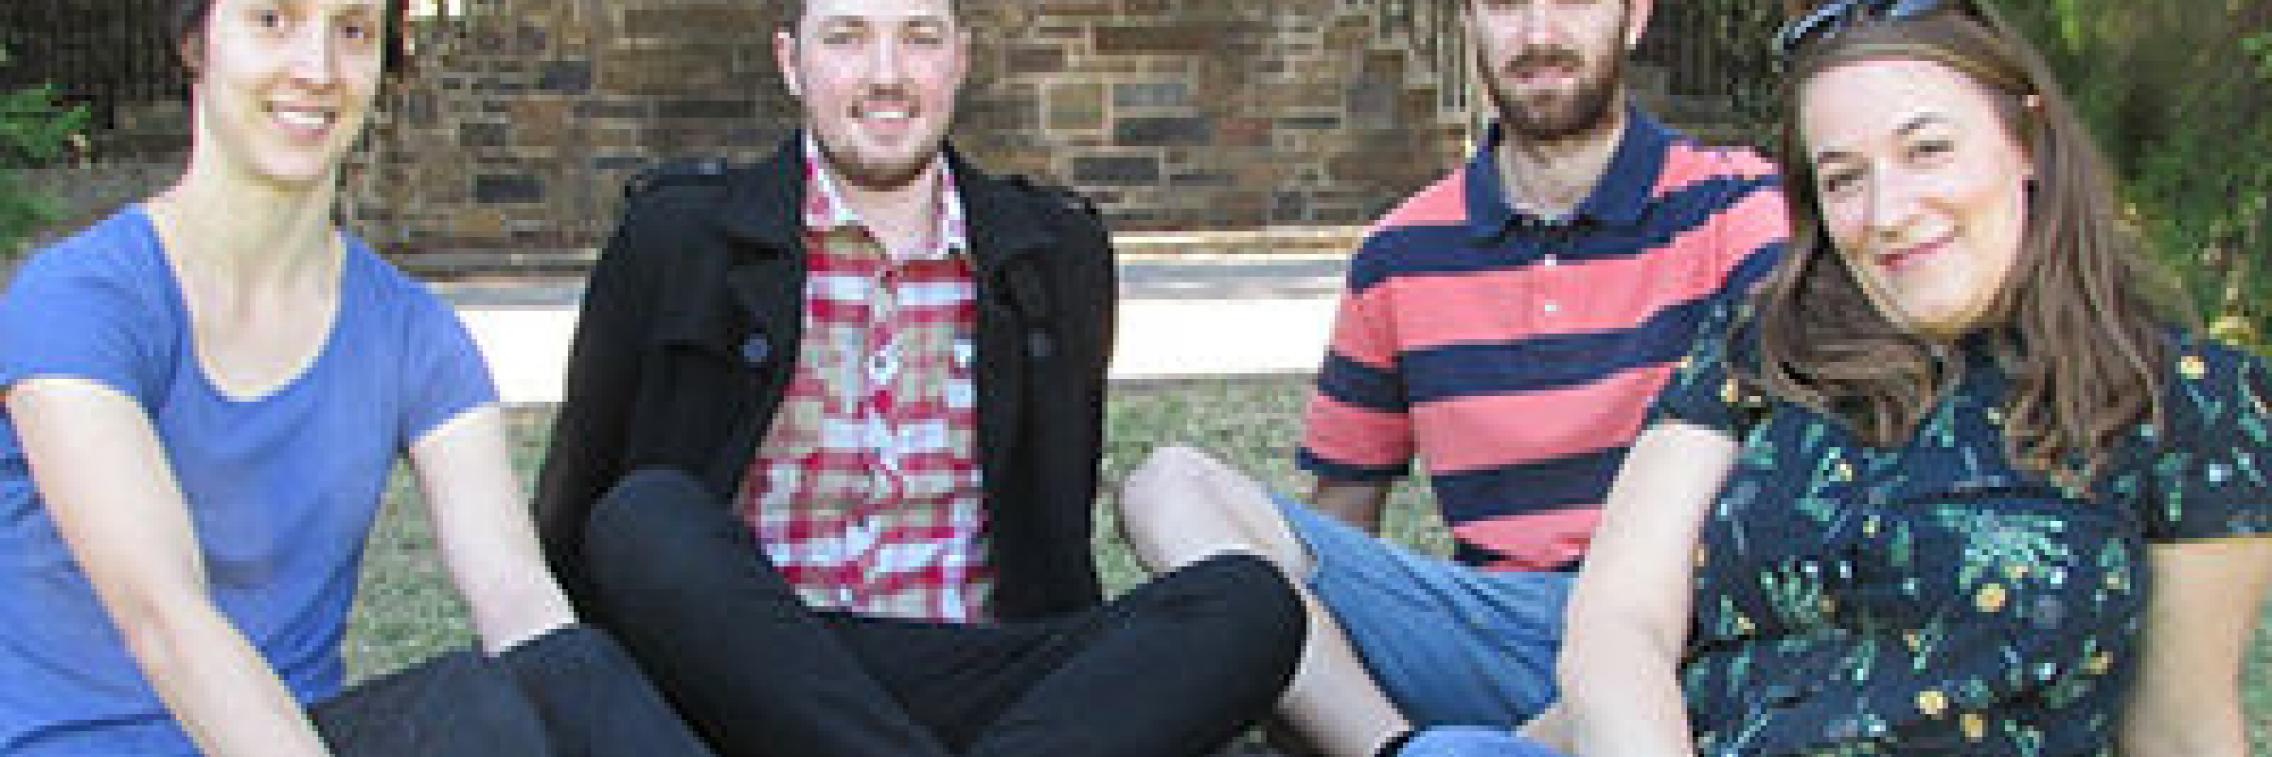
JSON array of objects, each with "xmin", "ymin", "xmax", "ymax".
[
  {"xmin": 580, "ymin": 468, "xmax": 1306, "ymax": 757},
  {"xmin": 310, "ymin": 624, "xmax": 715, "ymax": 756}
]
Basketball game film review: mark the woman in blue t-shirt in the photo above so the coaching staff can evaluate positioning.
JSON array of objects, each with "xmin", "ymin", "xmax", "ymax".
[
  {"xmin": 0, "ymin": 2, "xmax": 707, "ymax": 755},
  {"xmin": 1382, "ymin": 1, "xmax": 2272, "ymax": 756}
]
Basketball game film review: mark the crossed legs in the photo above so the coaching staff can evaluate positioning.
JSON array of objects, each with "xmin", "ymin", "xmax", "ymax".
[{"xmin": 1117, "ymin": 446, "xmax": 1410, "ymax": 756}]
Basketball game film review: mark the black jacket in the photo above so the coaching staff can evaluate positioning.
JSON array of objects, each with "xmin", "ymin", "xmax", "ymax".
[{"xmin": 534, "ymin": 137, "xmax": 1115, "ymax": 622}]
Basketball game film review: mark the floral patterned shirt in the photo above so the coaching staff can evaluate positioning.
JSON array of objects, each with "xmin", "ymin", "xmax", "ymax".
[{"xmin": 1650, "ymin": 308, "xmax": 2272, "ymax": 756}]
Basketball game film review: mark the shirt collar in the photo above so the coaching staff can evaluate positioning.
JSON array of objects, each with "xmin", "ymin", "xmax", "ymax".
[
  {"xmin": 1465, "ymin": 104, "xmax": 1675, "ymax": 242},
  {"xmin": 802, "ymin": 134, "xmax": 969, "ymax": 260}
]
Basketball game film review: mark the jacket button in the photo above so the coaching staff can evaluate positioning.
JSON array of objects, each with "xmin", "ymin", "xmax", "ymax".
[
  {"xmin": 1027, "ymin": 331, "xmax": 1054, "ymax": 360},
  {"xmin": 741, "ymin": 334, "xmax": 771, "ymax": 365}
]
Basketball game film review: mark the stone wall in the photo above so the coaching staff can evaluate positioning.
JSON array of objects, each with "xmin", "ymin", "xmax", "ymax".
[{"xmin": 345, "ymin": 0, "xmax": 1472, "ymax": 267}]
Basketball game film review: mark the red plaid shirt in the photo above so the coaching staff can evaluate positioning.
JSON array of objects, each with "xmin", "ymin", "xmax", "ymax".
[{"xmin": 735, "ymin": 138, "xmax": 992, "ymax": 622}]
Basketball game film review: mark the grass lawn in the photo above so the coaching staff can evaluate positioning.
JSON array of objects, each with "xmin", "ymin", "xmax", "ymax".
[{"xmin": 345, "ymin": 375, "xmax": 2272, "ymax": 749}]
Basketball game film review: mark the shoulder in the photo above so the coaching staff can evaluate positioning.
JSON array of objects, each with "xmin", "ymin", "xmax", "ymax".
[
  {"xmin": 1657, "ymin": 141, "xmax": 1780, "ymax": 185},
  {"xmin": 1655, "ymin": 141, "xmax": 1785, "ymax": 211},
  {"xmin": 601, "ymin": 157, "xmax": 778, "ymax": 270},
  {"xmin": 6, "ymin": 209, "xmax": 171, "ymax": 317},
  {"xmin": 961, "ymin": 167, "xmax": 1113, "ymax": 274},
  {"xmin": 340, "ymin": 236, "xmax": 457, "ymax": 324},
  {"xmin": 2164, "ymin": 330, "xmax": 2268, "ymax": 398},
  {"xmin": 1371, "ymin": 168, "xmax": 1467, "ymax": 235},
  {"xmin": 624, "ymin": 157, "xmax": 736, "ymax": 202},
  {"xmin": 979, "ymin": 170, "xmax": 1109, "ymax": 245},
  {"xmin": 1342, "ymin": 168, "xmax": 1468, "ymax": 294}
]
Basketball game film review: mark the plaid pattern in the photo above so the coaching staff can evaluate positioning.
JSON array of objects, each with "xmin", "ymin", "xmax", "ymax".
[{"xmin": 735, "ymin": 137, "xmax": 991, "ymax": 622}]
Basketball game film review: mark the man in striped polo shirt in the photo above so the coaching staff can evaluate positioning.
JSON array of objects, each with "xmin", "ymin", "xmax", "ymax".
[{"xmin": 1119, "ymin": 1, "xmax": 1787, "ymax": 755}]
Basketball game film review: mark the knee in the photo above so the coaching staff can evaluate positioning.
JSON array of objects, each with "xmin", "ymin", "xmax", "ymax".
[
  {"xmin": 1115, "ymin": 445, "xmax": 1237, "ymax": 540},
  {"xmin": 583, "ymin": 468, "xmax": 720, "ymax": 599},
  {"xmin": 1178, "ymin": 553, "xmax": 1308, "ymax": 655}
]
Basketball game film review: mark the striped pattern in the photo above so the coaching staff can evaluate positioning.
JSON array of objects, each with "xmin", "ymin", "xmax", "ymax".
[
  {"xmin": 735, "ymin": 138, "xmax": 992, "ymax": 622},
  {"xmin": 1298, "ymin": 112, "xmax": 1786, "ymax": 571}
]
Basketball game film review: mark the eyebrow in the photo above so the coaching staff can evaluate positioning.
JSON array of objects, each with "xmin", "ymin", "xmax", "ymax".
[{"xmin": 1811, "ymin": 112, "xmax": 1953, "ymax": 164}]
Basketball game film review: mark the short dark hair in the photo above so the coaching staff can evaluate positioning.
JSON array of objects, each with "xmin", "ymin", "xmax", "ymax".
[
  {"xmin": 169, "ymin": 0, "xmax": 410, "ymax": 75},
  {"xmin": 778, "ymin": 0, "xmax": 962, "ymax": 32}
]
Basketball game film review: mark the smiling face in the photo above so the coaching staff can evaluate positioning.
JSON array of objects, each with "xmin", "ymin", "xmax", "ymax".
[
  {"xmin": 1800, "ymin": 57, "xmax": 2034, "ymax": 338},
  {"xmin": 778, "ymin": 0, "xmax": 967, "ymax": 192},
  {"xmin": 184, "ymin": 0, "xmax": 386, "ymax": 190},
  {"xmin": 1467, "ymin": 0, "xmax": 1648, "ymax": 142}
]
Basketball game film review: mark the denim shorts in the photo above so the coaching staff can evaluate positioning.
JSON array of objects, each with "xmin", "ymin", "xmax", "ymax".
[{"xmin": 1276, "ymin": 496, "xmax": 1573, "ymax": 727}]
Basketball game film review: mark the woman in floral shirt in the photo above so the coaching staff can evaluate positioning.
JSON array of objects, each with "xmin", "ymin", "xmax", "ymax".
[{"xmin": 1541, "ymin": 1, "xmax": 2272, "ymax": 755}]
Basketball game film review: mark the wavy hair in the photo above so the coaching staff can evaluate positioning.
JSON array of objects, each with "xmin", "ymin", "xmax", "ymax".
[{"xmin": 1752, "ymin": 1, "xmax": 2188, "ymax": 487}]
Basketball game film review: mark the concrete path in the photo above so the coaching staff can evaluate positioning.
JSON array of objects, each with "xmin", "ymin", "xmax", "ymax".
[{"xmin": 438, "ymin": 255, "xmax": 1346, "ymax": 405}]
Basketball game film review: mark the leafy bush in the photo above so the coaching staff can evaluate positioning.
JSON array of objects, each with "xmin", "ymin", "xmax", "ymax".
[
  {"xmin": 0, "ymin": 45, "xmax": 91, "ymax": 262},
  {"xmin": 2000, "ymin": 4, "xmax": 2272, "ymax": 344}
]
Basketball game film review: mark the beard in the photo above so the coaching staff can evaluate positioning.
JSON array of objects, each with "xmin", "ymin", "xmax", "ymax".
[
  {"xmin": 815, "ymin": 132, "xmax": 947, "ymax": 193},
  {"xmin": 1483, "ymin": 43, "xmax": 1627, "ymax": 143}
]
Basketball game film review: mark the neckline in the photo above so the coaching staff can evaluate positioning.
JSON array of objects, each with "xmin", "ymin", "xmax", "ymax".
[{"xmin": 128, "ymin": 205, "xmax": 354, "ymax": 405}]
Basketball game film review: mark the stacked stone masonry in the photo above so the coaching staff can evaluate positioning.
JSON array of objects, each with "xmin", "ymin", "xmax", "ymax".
[{"xmin": 343, "ymin": 0, "xmax": 1477, "ymax": 266}]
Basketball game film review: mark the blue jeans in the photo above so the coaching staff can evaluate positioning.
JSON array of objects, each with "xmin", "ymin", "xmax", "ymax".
[
  {"xmin": 1398, "ymin": 726, "xmax": 1570, "ymax": 757},
  {"xmin": 1277, "ymin": 497, "xmax": 1572, "ymax": 726}
]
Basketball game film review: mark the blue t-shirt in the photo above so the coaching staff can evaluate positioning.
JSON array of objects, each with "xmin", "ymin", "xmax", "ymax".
[{"xmin": 0, "ymin": 207, "xmax": 497, "ymax": 754}]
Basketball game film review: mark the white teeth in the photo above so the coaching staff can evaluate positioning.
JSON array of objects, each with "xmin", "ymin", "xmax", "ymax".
[{"xmin": 271, "ymin": 108, "xmax": 334, "ymax": 131}]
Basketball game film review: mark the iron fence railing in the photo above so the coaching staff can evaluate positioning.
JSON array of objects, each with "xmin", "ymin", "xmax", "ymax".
[
  {"xmin": 0, "ymin": 0, "xmax": 185, "ymax": 136},
  {"xmin": 1636, "ymin": 0, "xmax": 1784, "ymax": 140}
]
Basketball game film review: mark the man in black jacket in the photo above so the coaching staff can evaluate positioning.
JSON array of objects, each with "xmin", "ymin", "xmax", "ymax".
[{"xmin": 532, "ymin": 1, "xmax": 1302, "ymax": 756}]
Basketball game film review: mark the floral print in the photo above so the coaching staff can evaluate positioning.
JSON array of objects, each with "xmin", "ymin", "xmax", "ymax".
[{"xmin": 1650, "ymin": 307, "xmax": 2272, "ymax": 756}]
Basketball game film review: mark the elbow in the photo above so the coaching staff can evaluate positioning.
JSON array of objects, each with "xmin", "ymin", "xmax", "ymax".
[
  {"xmin": 109, "ymin": 590, "xmax": 223, "ymax": 679},
  {"xmin": 2121, "ymin": 713, "xmax": 2248, "ymax": 757}
]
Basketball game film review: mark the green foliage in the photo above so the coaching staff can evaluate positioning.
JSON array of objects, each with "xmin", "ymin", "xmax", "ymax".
[
  {"xmin": 0, "ymin": 45, "xmax": 91, "ymax": 262},
  {"xmin": 2000, "ymin": 2, "xmax": 2272, "ymax": 344}
]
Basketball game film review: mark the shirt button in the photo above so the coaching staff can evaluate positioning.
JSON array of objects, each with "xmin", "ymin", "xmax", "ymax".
[
  {"xmin": 1542, "ymin": 301, "xmax": 1561, "ymax": 315},
  {"xmin": 1543, "ymin": 254, "xmax": 1560, "ymax": 268}
]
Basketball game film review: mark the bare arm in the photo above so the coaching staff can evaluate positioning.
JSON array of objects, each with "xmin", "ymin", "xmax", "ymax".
[
  {"xmin": 1558, "ymin": 422, "xmax": 1737, "ymax": 757},
  {"xmin": 1309, "ymin": 478, "xmax": 1393, "ymax": 534},
  {"xmin": 2118, "ymin": 538, "xmax": 2272, "ymax": 757},
  {"xmin": 409, "ymin": 405, "xmax": 577, "ymax": 655},
  {"xmin": 8, "ymin": 379, "xmax": 333, "ymax": 757}
]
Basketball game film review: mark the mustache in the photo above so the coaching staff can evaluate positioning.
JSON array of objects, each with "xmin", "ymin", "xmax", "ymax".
[{"xmin": 1501, "ymin": 48, "xmax": 1585, "ymax": 74}]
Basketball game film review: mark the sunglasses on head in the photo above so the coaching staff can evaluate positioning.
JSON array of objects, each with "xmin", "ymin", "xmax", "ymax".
[{"xmin": 1773, "ymin": 0, "xmax": 1977, "ymax": 62}]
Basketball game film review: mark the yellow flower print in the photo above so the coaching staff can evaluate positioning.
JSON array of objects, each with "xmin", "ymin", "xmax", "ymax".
[
  {"xmin": 1721, "ymin": 378, "xmax": 1741, "ymax": 405},
  {"xmin": 1961, "ymin": 713, "xmax": 1987, "ymax": 741},
  {"xmin": 2181, "ymin": 354, "xmax": 2207, "ymax": 381},
  {"xmin": 2085, "ymin": 651, "xmax": 2113, "ymax": 675},
  {"xmin": 1916, "ymin": 689, "xmax": 1949, "ymax": 717},
  {"xmin": 1976, "ymin": 583, "xmax": 2009, "ymax": 613}
]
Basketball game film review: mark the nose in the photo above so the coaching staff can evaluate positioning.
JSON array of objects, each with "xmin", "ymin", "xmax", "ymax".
[
  {"xmin": 866, "ymin": 34, "xmax": 909, "ymax": 87},
  {"xmin": 284, "ymin": 22, "xmax": 339, "ymax": 87},
  {"xmin": 1514, "ymin": 4, "xmax": 1563, "ymax": 47},
  {"xmin": 1863, "ymin": 168, "xmax": 1919, "ymax": 240}
]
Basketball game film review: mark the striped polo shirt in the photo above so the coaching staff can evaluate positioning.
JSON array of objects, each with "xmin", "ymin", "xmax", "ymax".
[{"xmin": 1298, "ymin": 109, "xmax": 1786, "ymax": 571}]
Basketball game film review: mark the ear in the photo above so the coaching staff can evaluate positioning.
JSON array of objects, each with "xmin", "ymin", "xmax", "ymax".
[
  {"xmin": 774, "ymin": 28, "xmax": 802, "ymax": 100},
  {"xmin": 1623, "ymin": 0, "xmax": 1655, "ymax": 50},
  {"xmin": 950, "ymin": 25, "xmax": 972, "ymax": 89},
  {"xmin": 178, "ymin": 28, "xmax": 205, "ymax": 78}
]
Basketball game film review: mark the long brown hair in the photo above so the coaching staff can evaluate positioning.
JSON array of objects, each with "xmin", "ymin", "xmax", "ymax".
[{"xmin": 1751, "ymin": 2, "xmax": 2188, "ymax": 487}]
